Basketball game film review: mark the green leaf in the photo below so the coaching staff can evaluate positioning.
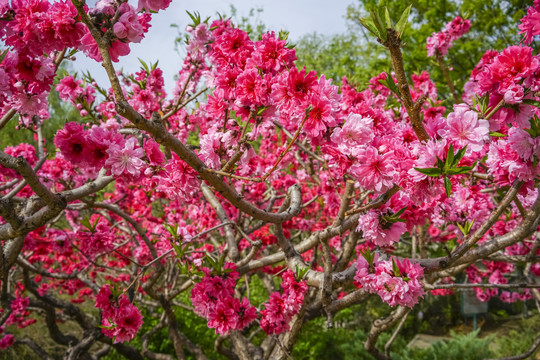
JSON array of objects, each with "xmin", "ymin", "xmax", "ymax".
[
  {"xmin": 186, "ymin": 10, "xmax": 201, "ymax": 26},
  {"xmin": 522, "ymin": 98, "xmax": 540, "ymax": 109},
  {"xmin": 204, "ymin": 253, "xmax": 217, "ymax": 270},
  {"xmin": 218, "ymin": 250, "xmax": 226, "ymax": 272},
  {"xmin": 380, "ymin": 71, "xmax": 400, "ymax": 95},
  {"xmin": 457, "ymin": 220, "xmax": 475, "ymax": 236},
  {"xmin": 445, "ymin": 144, "xmax": 455, "ymax": 170},
  {"xmin": 489, "ymin": 131, "xmax": 506, "ymax": 138},
  {"xmin": 392, "ymin": 258, "xmax": 401, "ymax": 277},
  {"xmin": 370, "ymin": 8, "xmax": 387, "ymax": 40},
  {"xmin": 393, "ymin": 206, "xmax": 407, "ymax": 218},
  {"xmin": 414, "ymin": 167, "xmax": 442, "ymax": 177},
  {"xmin": 445, "ymin": 164, "xmax": 475, "ymax": 175},
  {"xmin": 453, "ymin": 146, "xmax": 467, "ymax": 166},
  {"xmin": 359, "ymin": 18, "xmax": 381, "ymax": 38},
  {"xmin": 436, "ymin": 156, "xmax": 445, "ymax": 170},
  {"xmin": 444, "ymin": 176, "xmax": 452, "ymax": 197},
  {"xmin": 360, "ymin": 248, "xmax": 375, "ymax": 267},
  {"xmin": 395, "ymin": 4, "xmax": 412, "ymax": 38},
  {"xmin": 256, "ymin": 106, "xmax": 269, "ymax": 116},
  {"xmin": 295, "ymin": 265, "xmax": 309, "ymax": 282},
  {"xmin": 456, "ymin": 223, "xmax": 466, "ymax": 236},
  {"xmin": 384, "ymin": 7, "xmax": 392, "ymax": 28},
  {"xmin": 67, "ymin": 48, "xmax": 79, "ymax": 58},
  {"xmin": 80, "ymin": 216, "xmax": 94, "ymax": 232},
  {"xmin": 138, "ymin": 58, "xmax": 149, "ymax": 73},
  {"xmin": 526, "ymin": 115, "xmax": 540, "ymax": 137},
  {"xmin": 164, "ymin": 223, "xmax": 178, "ymax": 238}
]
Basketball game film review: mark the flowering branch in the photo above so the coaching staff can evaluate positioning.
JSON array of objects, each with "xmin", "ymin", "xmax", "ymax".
[
  {"xmin": 425, "ymin": 283, "xmax": 540, "ymax": 290},
  {"xmin": 384, "ymin": 29, "xmax": 430, "ymax": 142},
  {"xmin": 201, "ymin": 183, "xmax": 239, "ymax": 261},
  {"xmin": 436, "ymin": 52, "xmax": 459, "ymax": 102},
  {"xmin": 446, "ymin": 180, "xmax": 523, "ymax": 267}
]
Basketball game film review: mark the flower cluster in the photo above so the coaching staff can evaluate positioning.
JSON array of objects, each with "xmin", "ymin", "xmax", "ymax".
[
  {"xmin": 191, "ymin": 264, "xmax": 257, "ymax": 335},
  {"xmin": 95, "ymin": 285, "xmax": 144, "ymax": 343},
  {"xmin": 260, "ymin": 270, "xmax": 308, "ymax": 335},
  {"xmin": 0, "ymin": 328, "xmax": 14, "ymax": 350},
  {"xmin": 476, "ymin": 45, "xmax": 540, "ymax": 106},
  {"xmin": 426, "ymin": 16, "xmax": 471, "ymax": 57},
  {"xmin": 56, "ymin": 76, "xmax": 96, "ymax": 117},
  {"xmin": 357, "ymin": 207, "xmax": 407, "ymax": 247},
  {"xmin": 55, "ymin": 122, "xmax": 151, "ymax": 180},
  {"xmin": 519, "ymin": 0, "xmax": 540, "ymax": 44},
  {"xmin": 355, "ymin": 253, "xmax": 425, "ymax": 308},
  {"xmin": 80, "ymin": 0, "xmax": 153, "ymax": 62},
  {"xmin": 6, "ymin": 297, "xmax": 35, "ymax": 329}
]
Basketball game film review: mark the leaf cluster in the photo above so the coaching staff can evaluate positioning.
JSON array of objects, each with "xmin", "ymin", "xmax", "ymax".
[{"xmin": 414, "ymin": 145, "xmax": 475, "ymax": 196}]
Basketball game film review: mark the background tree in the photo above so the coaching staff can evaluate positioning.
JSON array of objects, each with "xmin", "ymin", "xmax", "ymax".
[{"xmin": 296, "ymin": 0, "xmax": 534, "ymax": 101}]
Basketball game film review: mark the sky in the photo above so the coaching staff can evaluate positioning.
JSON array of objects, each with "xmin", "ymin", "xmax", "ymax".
[{"xmin": 74, "ymin": 0, "xmax": 353, "ymax": 92}]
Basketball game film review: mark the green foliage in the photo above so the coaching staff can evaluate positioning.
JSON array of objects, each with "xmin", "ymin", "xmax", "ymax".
[
  {"xmin": 414, "ymin": 144, "xmax": 475, "ymax": 196},
  {"xmin": 294, "ymin": 32, "xmax": 385, "ymax": 86},
  {"xmin": 396, "ymin": 330, "xmax": 494, "ymax": 360},
  {"xmin": 491, "ymin": 314, "xmax": 540, "ymax": 358},
  {"xmin": 291, "ymin": 315, "xmax": 376, "ymax": 360},
  {"xmin": 296, "ymin": 0, "xmax": 534, "ymax": 99}
]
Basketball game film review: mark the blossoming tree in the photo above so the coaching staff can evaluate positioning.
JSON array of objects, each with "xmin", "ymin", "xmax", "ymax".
[{"xmin": 0, "ymin": 0, "xmax": 540, "ymax": 359}]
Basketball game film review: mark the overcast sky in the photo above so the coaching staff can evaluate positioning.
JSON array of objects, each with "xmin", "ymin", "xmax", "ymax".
[{"xmin": 74, "ymin": 0, "xmax": 353, "ymax": 92}]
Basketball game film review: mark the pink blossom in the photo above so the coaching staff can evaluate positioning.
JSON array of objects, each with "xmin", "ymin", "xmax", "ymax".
[
  {"xmin": 426, "ymin": 16, "xmax": 471, "ymax": 58},
  {"xmin": 80, "ymin": 29, "xmax": 131, "ymax": 62},
  {"xmin": 354, "ymin": 253, "xmax": 379, "ymax": 292},
  {"xmin": 445, "ymin": 16, "xmax": 471, "ymax": 38},
  {"xmin": 54, "ymin": 122, "xmax": 89, "ymax": 166},
  {"xmin": 96, "ymin": 285, "xmax": 115, "ymax": 319},
  {"xmin": 156, "ymin": 154, "xmax": 201, "ymax": 202},
  {"xmin": 357, "ymin": 210, "xmax": 407, "ymax": 247},
  {"xmin": 508, "ymin": 127, "xmax": 537, "ymax": 161},
  {"xmin": 234, "ymin": 297, "xmax": 258, "ymax": 330},
  {"xmin": 56, "ymin": 76, "xmax": 84, "ymax": 102},
  {"xmin": 85, "ymin": 127, "xmax": 120, "ymax": 170},
  {"xmin": 143, "ymin": 139, "xmax": 165, "ymax": 165},
  {"xmin": 503, "ymin": 84, "xmax": 524, "ymax": 104},
  {"xmin": 97, "ymin": 290, "xmax": 143, "ymax": 343},
  {"xmin": 236, "ymin": 68, "xmax": 268, "ymax": 106},
  {"xmin": 11, "ymin": 91, "xmax": 49, "ymax": 118},
  {"xmin": 0, "ymin": 334, "xmax": 14, "ymax": 349},
  {"xmin": 137, "ymin": 0, "xmax": 172, "ymax": 12},
  {"xmin": 478, "ymin": 45, "xmax": 539, "ymax": 94},
  {"xmin": 330, "ymin": 113, "xmax": 374, "ymax": 154},
  {"xmin": 113, "ymin": 3, "xmax": 144, "ymax": 43},
  {"xmin": 438, "ymin": 104, "xmax": 489, "ymax": 152},
  {"xmin": 350, "ymin": 146, "xmax": 396, "ymax": 193},
  {"xmin": 486, "ymin": 139, "xmax": 536, "ymax": 185},
  {"xmin": 271, "ymin": 67, "xmax": 317, "ymax": 111},
  {"xmin": 111, "ymin": 298, "xmax": 144, "ymax": 343},
  {"xmin": 519, "ymin": 6, "xmax": 540, "ymax": 45},
  {"xmin": 208, "ymin": 300, "xmax": 239, "ymax": 335},
  {"xmin": 426, "ymin": 32, "xmax": 451, "ymax": 57},
  {"xmin": 304, "ymin": 94, "xmax": 334, "ymax": 139},
  {"xmin": 248, "ymin": 32, "xmax": 297, "ymax": 73},
  {"xmin": 105, "ymin": 138, "xmax": 145, "ymax": 179},
  {"xmin": 260, "ymin": 270, "xmax": 307, "ymax": 335},
  {"xmin": 355, "ymin": 256, "xmax": 424, "ymax": 308}
]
